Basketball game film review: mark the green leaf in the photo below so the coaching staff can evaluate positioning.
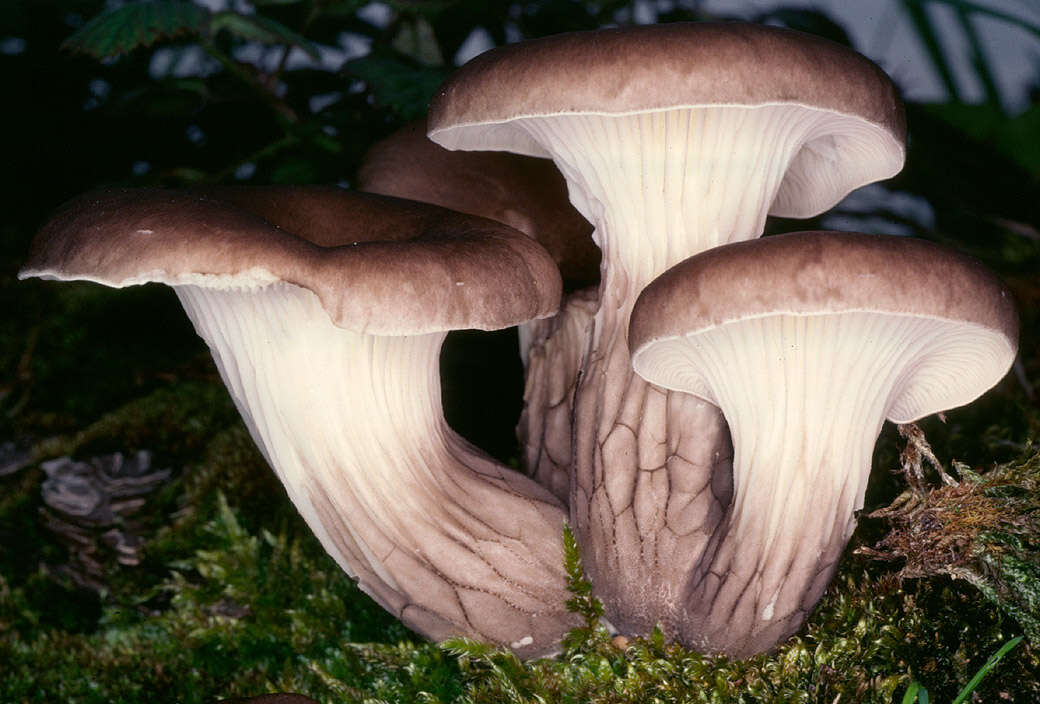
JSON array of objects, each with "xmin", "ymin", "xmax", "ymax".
[
  {"xmin": 208, "ymin": 11, "xmax": 320, "ymax": 59},
  {"xmin": 951, "ymin": 635, "xmax": 1024, "ymax": 704},
  {"xmin": 62, "ymin": 1, "xmax": 210, "ymax": 59},
  {"xmin": 922, "ymin": 102, "xmax": 1040, "ymax": 179},
  {"xmin": 900, "ymin": 681, "xmax": 922, "ymax": 704},
  {"xmin": 269, "ymin": 157, "xmax": 322, "ymax": 184},
  {"xmin": 344, "ymin": 54, "xmax": 448, "ymax": 121},
  {"xmin": 391, "ymin": 16, "xmax": 444, "ymax": 65}
]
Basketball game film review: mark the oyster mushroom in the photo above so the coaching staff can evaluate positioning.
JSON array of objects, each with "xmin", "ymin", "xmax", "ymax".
[
  {"xmin": 19, "ymin": 186, "xmax": 577, "ymax": 656},
  {"xmin": 428, "ymin": 21, "xmax": 906, "ymax": 638},
  {"xmin": 629, "ymin": 231, "xmax": 1019, "ymax": 656}
]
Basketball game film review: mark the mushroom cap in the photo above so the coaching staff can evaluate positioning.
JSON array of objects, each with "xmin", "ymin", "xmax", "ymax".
[
  {"xmin": 357, "ymin": 120, "xmax": 598, "ymax": 288},
  {"xmin": 19, "ymin": 187, "xmax": 562, "ymax": 336},
  {"xmin": 428, "ymin": 21, "xmax": 906, "ymax": 219},
  {"xmin": 629, "ymin": 231, "xmax": 1019, "ymax": 423}
]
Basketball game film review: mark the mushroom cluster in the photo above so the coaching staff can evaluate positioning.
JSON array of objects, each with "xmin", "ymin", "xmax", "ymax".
[
  {"xmin": 427, "ymin": 20, "xmax": 913, "ymax": 648},
  {"xmin": 427, "ymin": 20, "xmax": 1016, "ymax": 656},
  {"xmin": 20, "ymin": 21, "xmax": 1018, "ymax": 660}
]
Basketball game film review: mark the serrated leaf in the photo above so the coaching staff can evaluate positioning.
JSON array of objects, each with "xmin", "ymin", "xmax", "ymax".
[
  {"xmin": 209, "ymin": 11, "xmax": 320, "ymax": 60},
  {"xmin": 344, "ymin": 55, "xmax": 448, "ymax": 120},
  {"xmin": 62, "ymin": 1, "xmax": 210, "ymax": 59}
]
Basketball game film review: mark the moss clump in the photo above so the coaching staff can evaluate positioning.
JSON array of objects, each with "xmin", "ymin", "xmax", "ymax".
[
  {"xmin": 422, "ymin": 565, "xmax": 1037, "ymax": 703},
  {"xmin": 31, "ymin": 380, "xmax": 239, "ymax": 464},
  {"xmin": 0, "ymin": 490, "xmax": 419, "ymax": 703},
  {"xmin": 862, "ymin": 451, "xmax": 1040, "ymax": 646}
]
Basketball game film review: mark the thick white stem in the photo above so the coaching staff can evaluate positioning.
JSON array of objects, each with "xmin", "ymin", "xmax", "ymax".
[{"xmin": 176, "ymin": 282, "xmax": 576, "ymax": 656}]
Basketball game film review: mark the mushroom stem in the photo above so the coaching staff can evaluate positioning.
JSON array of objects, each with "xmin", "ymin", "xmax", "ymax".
[
  {"xmin": 176, "ymin": 281, "xmax": 576, "ymax": 657},
  {"xmin": 677, "ymin": 313, "xmax": 896, "ymax": 656},
  {"xmin": 518, "ymin": 287, "xmax": 598, "ymax": 502},
  {"xmin": 518, "ymin": 106, "xmax": 833, "ymax": 634}
]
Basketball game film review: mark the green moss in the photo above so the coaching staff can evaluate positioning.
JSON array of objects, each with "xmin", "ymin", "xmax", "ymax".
[
  {"xmin": 1, "ymin": 488, "xmax": 417, "ymax": 703},
  {"xmin": 32, "ymin": 380, "xmax": 239, "ymax": 464},
  {"xmin": 863, "ymin": 452, "xmax": 1040, "ymax": 647},
  {"xmin": 420, "ymin": 567, "xmax": 1037, "ymax": 704}
]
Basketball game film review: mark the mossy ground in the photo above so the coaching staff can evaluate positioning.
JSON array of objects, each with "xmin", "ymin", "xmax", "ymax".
[{"xmin": 2, "ymin": 242, "xmax": 1039, "ymax": 702}]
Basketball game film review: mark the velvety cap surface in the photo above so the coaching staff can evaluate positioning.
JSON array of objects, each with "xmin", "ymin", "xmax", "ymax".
[
  {"xmin": 19, "ymin": 187, "xmax": 562, "ymax": 335},
  {"xmin": 630, "ymin": 231, "xmax": 1017, "ymax": 340},
  {"xmin": 629, "ymin": 231, "xmax": 1019, "ymax": 420},
  {"xmin": 429, "ymin": 22, "xmax": 905, "ymax": 154}
]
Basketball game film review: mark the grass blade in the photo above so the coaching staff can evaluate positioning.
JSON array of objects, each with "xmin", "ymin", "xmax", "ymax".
[{"xmin": 951, "ymin": 635, "xmax": 1024, "ymax": 704}]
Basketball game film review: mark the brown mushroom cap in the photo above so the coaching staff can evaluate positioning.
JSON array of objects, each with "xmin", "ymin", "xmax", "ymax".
[
  {"xmin": 630, "ymin": 231, "xmax": 1019, "ymax": 423},
  {"xmin": 429, "ymin": 21, "xmax": 906, "ymax": 219},
  {"xmin": 357, "ymin": 120, "xmax": 598, "ymax": 288},
  {"xmin": 19, "ymin": 187, "xmax": 562, "ymax": 336}
]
